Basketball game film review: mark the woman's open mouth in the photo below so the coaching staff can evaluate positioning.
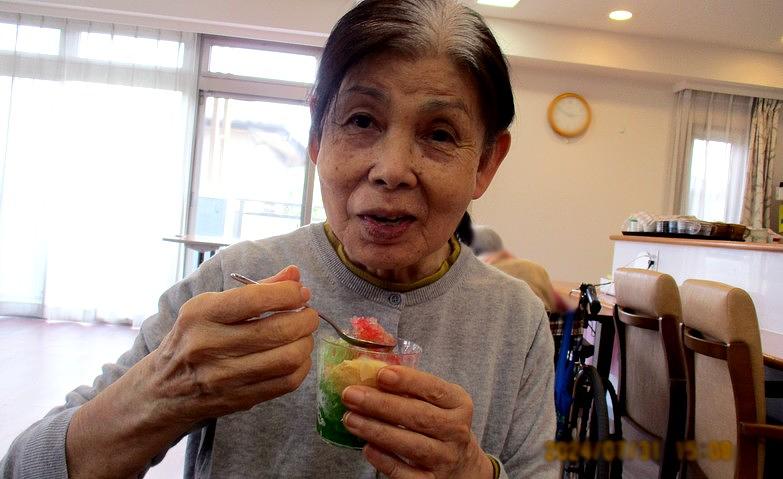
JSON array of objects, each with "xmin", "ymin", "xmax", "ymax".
[{"xmin": 359, "ymin": 213, "xmax": 416, "ymax": 241}]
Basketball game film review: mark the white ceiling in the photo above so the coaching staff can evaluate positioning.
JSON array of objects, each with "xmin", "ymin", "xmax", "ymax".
[{"xmin": 467, "ymin": 0, "xmax": 783, "ymax": 54}]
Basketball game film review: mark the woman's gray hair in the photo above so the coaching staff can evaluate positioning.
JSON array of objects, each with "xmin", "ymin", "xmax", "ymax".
[
  {"xmin": 470, "ymin": 225, "xmax": 504, "ymax": 256},
  {"xmin": 310, "ymin": 0, "xmax": 515, "ymax": 148}
]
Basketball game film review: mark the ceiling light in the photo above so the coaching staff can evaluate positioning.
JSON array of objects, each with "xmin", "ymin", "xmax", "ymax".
[
  {"xmin": 609, "ymin": 10, "xmax": 633, "ymax": 21},
  {"xmin": 477, "ymin": 0, "xmax": 521, "ymax": 7}
]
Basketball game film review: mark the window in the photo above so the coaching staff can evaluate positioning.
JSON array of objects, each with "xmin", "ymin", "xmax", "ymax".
[
  {"xmin": 0, "ymin": 15, "xmax": 198, "ymax": 325},
  {"xmin": 686, "ymin": 139, "xmax": 737, "ymax": 221},
  {"xmin": 675, "ymin": 90, "xmax": 752, "ymax": 223},
  {"xmin": 189, "ymin": 37, "xmax": 324, "ymax": 243},
  {"xmin": 208, "ymin": 45, "xmax": 316, "ymax": 83}
]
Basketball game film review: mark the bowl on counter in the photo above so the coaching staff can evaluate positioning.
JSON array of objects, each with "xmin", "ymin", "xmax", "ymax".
[
  {"xmin": 728, "ymin": 224, "xmax": 750, "ymax": 241},
  {"xmin": 711, "ymin": 222, "xmax": 731, "ymax": 239},
  {"xmin": 698, "ymin": 221, "xmax": 715, "ymax": 236},
  {"xmin": 678, "ymin": 219, "xmax": 702, "ymax": 235}
]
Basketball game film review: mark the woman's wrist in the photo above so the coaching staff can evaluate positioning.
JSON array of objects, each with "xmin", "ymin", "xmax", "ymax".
[{"xmin": 65, "ymin": 353, "xmax": 192, "ymax": 479}]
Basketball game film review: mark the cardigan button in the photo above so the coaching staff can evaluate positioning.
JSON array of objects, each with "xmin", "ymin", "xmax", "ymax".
[{"xmin": 388, "ymin": 294, "xmax": 402, "ymax": 306}]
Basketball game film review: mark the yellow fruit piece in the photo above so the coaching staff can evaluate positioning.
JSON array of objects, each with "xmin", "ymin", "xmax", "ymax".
[{"xmin": 328, "ymin": 357, "xmax": 388, "ymax": 392}]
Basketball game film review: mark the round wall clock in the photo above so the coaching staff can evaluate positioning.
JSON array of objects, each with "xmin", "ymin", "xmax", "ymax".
[{"xmin": 547, "ymin": 92, "xmax": 591, "ymax": 138}]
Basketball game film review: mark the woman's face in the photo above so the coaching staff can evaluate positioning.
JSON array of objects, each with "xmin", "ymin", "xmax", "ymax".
[{"xmin": 309, "ymin": 53, "xmax": 509, "ymax": 281}]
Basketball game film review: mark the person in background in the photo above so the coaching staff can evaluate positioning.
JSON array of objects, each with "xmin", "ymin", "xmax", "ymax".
[
  {"xmin": 1, "ymin": 1, "xmax": 557, "ymax": 478},
  {"xmin": 471, "ymin": 224, "xmax": 563, "ymax": 313}
]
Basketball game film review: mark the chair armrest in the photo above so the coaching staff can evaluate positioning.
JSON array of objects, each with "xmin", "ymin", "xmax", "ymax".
[{"xmin": 740, "ymin": 422, "xmax": 783, "ymax": 440}]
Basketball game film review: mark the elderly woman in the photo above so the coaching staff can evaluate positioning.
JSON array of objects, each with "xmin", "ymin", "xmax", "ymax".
[{"xmin": 1, "ymin": 1, "xmax": 555, "ymax": 478}]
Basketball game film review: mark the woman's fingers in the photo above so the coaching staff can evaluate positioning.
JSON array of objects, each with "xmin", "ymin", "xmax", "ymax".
[
  {"xmin": 376, "ymin": 366, "xmax": 467, "ymax": 410},
  {"xmin": 341, "ymin": 385, "xmax": 463, "ymax": 441},
  {"xmin": 194, "ymin": 334, "xmax": 315, "ymax": 390},
  {"xmin": 237, "ymin": 355, "xmax": 313, "ymax": 406},
  {"xmin": 343, "ymin": 411, "xmax": 450, "ymax": 469},
  {"xmin": 178, "ymin": 280, "xmax": 308, "ymax": 326},
  {"xmin": 363, "ymin": 444, "xmax": 423, "ymax": 479},
  {"xmin": 259, "ymin": 265, "xmax": 300, "ymax": 284},
  {"xmin": 153, "ymin": 312, "xmax": 318, "ymax": 422},
  {"xmin": 179, "ymin": 349, "xmax": 315, "ymax": 416},
  {"xmin": 150, "ymin": 265, "xmax": 321, "ymax": 425},
  {"xmin": 340, "ymin": 367, "xmax": 490, "ymax": 478},
  {"xmin": 341, "ymin": 367, "xmax": 473, "ymax": 441},
  {"xmin": 180, "ymin": 308, "xmax": 319, "ymax": 358}
]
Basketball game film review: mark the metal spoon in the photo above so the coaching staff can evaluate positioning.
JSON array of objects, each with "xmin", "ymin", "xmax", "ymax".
[{"xmin": 229, "ymin": 272, "xmax": 397, "ymax": 350}]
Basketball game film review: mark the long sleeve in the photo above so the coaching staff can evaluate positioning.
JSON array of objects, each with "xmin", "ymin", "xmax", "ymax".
[
  {"xmin": 0, "ymin": 254, "xmax": 226, "ymax": 478},
  {"xmin": 496, "ymin": 311, "xmax": 559, "ymax": 478}
]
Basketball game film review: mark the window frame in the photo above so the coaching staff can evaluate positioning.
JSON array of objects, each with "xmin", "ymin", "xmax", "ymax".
[
  {"xmin": 185, "ymin": 36, "xmax": 321, "ymax": 246},
  {"xmin": 198, "ymin": 35, "xmax": 319, "ymax": 102}
]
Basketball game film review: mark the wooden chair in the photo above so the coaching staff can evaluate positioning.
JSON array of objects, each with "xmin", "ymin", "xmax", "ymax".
[
  {"xmin": 613, "ymin": 268, "xmax": 687, "ymax": 478},
  {"xmin": 679, "ymin": 279, "xmax": 783, "ymax": 478}
]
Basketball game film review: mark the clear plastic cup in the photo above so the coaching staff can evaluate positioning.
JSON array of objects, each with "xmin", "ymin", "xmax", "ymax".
[{"xmin": 316, "ymin": 334, "xmax": 422, "ymax": 449}]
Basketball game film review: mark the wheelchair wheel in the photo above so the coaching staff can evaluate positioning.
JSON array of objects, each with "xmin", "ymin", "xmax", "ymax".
[{"xmin": 561, "ymin": 366, "xmax": 610, "ymax": 479}]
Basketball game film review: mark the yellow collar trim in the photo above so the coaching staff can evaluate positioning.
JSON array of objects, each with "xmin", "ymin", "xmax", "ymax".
[{"xmin": 323, "ymin": 223, "xmax": 460, "ymax": 293}]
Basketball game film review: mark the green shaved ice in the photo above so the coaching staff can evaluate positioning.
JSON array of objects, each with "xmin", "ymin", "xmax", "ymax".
[
  {"xmin": 316, "ymin": 383, "xmax": 365, "ymax": 449},
  {"xmin": 319, "ymin": 337, "xmax": 353, "ymax": 367}
]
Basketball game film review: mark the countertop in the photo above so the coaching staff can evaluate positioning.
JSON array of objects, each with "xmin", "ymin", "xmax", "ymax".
[{"xmin": 610, "ymin": 234, "xmax": 783, "ymax": 253}]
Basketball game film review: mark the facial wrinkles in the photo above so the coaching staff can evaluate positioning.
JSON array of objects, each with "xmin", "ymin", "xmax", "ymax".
[
  {"xmin": 315, "ymin": 54, "xmax": 488, "ymax": 280},
  {"xmin": 328, "ymin": 85, "xmax": 476, "ymax": 188},
  {"xmin": 341, "ymin": 67, "xmax": 477, "ymax": 211}
]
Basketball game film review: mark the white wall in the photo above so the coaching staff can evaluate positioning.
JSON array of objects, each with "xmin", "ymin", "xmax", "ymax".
[{"xmin": 472, "ymin": 64, "xmax": 674, "ymax": 283}]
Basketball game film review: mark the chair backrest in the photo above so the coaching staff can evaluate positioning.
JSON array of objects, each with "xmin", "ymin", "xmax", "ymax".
[
  {"xmin": 613, "ymin": 268, "xmax": 685, "ymax": 471},
  {"xmin": 680, "ymin": 279, "xmax": 765, "ymax": 479},
  {"xmin": 492, "ymin": 258, "xmax": 556, "ymax": 311}
]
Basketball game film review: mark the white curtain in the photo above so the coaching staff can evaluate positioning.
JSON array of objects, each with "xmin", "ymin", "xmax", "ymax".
[
  {"xmin": 741, "ymin": 98, "xmax": 782, "ymax": 228},
  {"xmin": 0, "ymin": 14, "xmax": 198, "ymax": 325},
  {"xmin": 668, "ymin": 89, "xmax": 753, "ymax": 222}
]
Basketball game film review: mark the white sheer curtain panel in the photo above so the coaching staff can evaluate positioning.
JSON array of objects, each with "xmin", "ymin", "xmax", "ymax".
[
  {"xmin": 0, "ymin": 14, "xmax": 198, "ymax": 325},
  {"xmin": 668, "ymin": 89, "xmax": 753, "ymax": 222}
]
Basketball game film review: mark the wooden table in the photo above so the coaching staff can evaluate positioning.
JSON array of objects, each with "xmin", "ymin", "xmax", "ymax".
[
  {"xmin": 163, "ymin": 234, "xmax": 234, "ymax": 266},
  {"xmin": 551, "ymin": 281, "xmax": 616, "ymax": 317}
]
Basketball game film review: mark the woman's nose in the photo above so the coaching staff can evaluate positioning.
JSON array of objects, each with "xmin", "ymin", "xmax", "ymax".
[{"xmin": 367, "ymin": 131, "xmax": 418, "ymax": 190}]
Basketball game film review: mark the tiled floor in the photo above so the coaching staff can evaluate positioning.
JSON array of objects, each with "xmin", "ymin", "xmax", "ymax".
[{"xmin": 0, "ymin": 317, "xmax": 185, "ymax": 478}]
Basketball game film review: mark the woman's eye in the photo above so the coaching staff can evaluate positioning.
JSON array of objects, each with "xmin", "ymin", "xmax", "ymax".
[
  {"xmin": 350, "ymin": 114, "xmax": 374, "ymax": 129},
  {"xmin": 430, "ymin": 129, "xmax": 455, "ymax": 143}
]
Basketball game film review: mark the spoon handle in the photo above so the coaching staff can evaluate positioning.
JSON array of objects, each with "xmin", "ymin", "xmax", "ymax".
[{"xmin": 230, "ymin": 272, "xmax": 259, "ymax": 285}]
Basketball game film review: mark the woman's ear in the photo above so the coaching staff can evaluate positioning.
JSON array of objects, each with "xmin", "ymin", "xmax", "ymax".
[
  {"xmin": 308, "ymin": 133, "xmax": 320, "ymax": 166},
  {"xmin": 307, "ymin": 96, "xmax": 321, "ymax": 165},
  {"xmin": 472, "ymin": 130, "xmax": 511, "ymax": 199}
]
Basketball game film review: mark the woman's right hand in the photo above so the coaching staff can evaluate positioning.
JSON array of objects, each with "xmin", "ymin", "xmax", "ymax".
[
  {"xmin": 149, "ymin": 264, "xmax": 319, "ymax": 425},
  {"xmin": 65, "ymin": 265, "xmax": 318, "ymax": 479}
]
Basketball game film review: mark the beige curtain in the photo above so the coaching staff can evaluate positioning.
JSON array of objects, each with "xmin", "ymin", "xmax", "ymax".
[
  {"xmin": 741, "ymin": 99, "xmax": 782, "ymax": 228},
  {"xmin": 666, "ymin": 90, "xmax": 694, "ymax": 215}
]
